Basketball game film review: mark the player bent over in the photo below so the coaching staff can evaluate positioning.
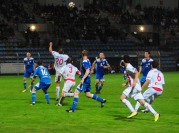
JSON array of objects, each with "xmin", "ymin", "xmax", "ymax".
[
  {"xmin": 56, "ymin": 57, "xmax": 81, "ymax": 106},
  {"xmin": 134, "ymin": 61, "xmax": 165, "ymax": 113},
  {"xmin": 120, "ymin": 55, "xmax": 160, "ymax": 122},
  {"xmin": 91, "ymin": 53, "xmax": 110, "ymax": 94},
  {"xmin": 30, "ymin": 60, "xmax": 51, "ymax": 105},
  {"xmin": 66, "ymin": 50, "xmax": 106, "ymax": 112},
  {"xmin": 22, "ymin": 52, "xmax": 35, "ymax": 92}
]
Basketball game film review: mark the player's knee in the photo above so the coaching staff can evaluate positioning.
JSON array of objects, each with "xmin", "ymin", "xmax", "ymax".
[
  {"xmin": 85, "ymin": 92, "xmax": 92, "ymax": 98},
  {"xmin": 138, "ymin": 100, "xmax": 145, "ymax": 106}
]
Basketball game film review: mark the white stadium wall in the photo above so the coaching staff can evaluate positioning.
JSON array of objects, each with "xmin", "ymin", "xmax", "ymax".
[
  {"xmin": 133, "ymin": 0, "xmax": 178, "ymax": 9},
  {"xmin": 0, "ymin": 63, "xmax": 24, "ymax": 74}
]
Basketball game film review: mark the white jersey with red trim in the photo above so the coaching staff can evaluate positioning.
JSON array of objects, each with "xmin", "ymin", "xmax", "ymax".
[
  {"xmin": 52, "ymin": 51, "xmax": 69, "ymax": 70},
  {"xmin": 126, "ymin": 63, "xmax": 141, "ymax": 91},
  {"xmin": 146, "ymin": 69, "xmax": 165, "ymax": 90},
  {"xmin": 59, "ymin": 63, "xmax": 80, "ymax": 81}
]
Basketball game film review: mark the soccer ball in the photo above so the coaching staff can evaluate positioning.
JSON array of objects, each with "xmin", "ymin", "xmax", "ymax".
[{"xmin": 68, "ymin": 2, "xmax": 75, "ymax": 8}]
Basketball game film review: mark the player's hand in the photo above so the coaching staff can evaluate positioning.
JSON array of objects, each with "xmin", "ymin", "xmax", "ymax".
[
  {"xmin": 132, "ymin": 82, "xmax": 136, "ymax": 87},
  {"xmin": 81, "ymin": 79, "xmax": 84, "ymax": 84},
  {"xmin": 103, "ymin": 66, "xmax": 108, "ymax": 69},
  {"xmin": 49, "ymin": 42, "xmax": 53, "ymax": 45}
]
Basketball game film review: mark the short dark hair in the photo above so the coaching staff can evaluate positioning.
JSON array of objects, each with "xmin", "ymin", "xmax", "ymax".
[
  {"xmin": 59, "ymin": 48, "xmax": 64, "ymax": 54},
  {"xmin": 82, "ymin": 50, "xmax": 88, "ymax": 56},
  {"xmin": 123, "ymin": 55, "xmax": 130, "ymax": 63},
  {"xmin": 67, "ymin": 57, "xmax": 73, "ymax": 64},
  {"xmin": 152, "ymin": 60, "xmax": 158, "ymax": 68},
  {"xmin": 145, "ymin": 51, "xmax": 150, "ymax": 55},
  {"xmin": 38, "ymin": 60, "xmax": 43, "ymax": 66}
]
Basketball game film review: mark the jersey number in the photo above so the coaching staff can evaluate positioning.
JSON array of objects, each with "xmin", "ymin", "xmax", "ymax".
[
  {"xmin": 56, "ymin": 58, "xmax": 64, "ymax": 65},
  {"xmin": 41, "ymin": 69, "xmax": 48, "ymax": 76},
  {"xmin": 157, "ymin": 73, "xmax": 161, "ymax": 81},
  {"xmin": 69, "ymin": 66, "xmax": 72, "ymax": 73}
]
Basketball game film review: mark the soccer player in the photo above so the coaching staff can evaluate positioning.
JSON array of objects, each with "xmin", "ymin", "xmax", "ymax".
[
  {"xmin": 30, "ymin": 60, "xmax": 51, "ymax": 105},
  {"xmin": 139, "ymin": 51, "xmax": 153, "ymax": 86},
  {"xmin": 56, "ymin": 57, "xmax": 81, "ymax": 106},
  {"xmin": 22, "ymin": 52, "xmax": 35, "ymax": 92},
  {"xmin": 119, "ymin": 59, "xmax": 126, "ymax": 80},
  {"xmin": 49, "ymin": 42, "xmax": 69, "ymax": 101},
  {"xmin": 120, "ymin": 55, "xmax": 160, "ymax": 122},
  {"xmin": 66, "ymin": 50, "xmax": 106, "ymax": 112},
  {"xmin": 91, "ymin": 53, "xmax": 110, "ymax": 94},
  {"xmin": 134, "ymin": 61, "xmax": 165, "ymax": 112}
]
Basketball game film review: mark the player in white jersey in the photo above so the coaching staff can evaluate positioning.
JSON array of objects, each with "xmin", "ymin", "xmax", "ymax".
[
  {"xmin": 56, "ymin": 58, "xmax": 81, "ymax": 106},
  {"xmin": 134, "ymin": 61, "xmax": 165, "ymax": 112},
  {"xmin": 120, "ymin": 55, "xmax": 160, "ymax": 122},
  {"xmin": 49, "ymin": 42, "xmax": 69, "ymax": 101}
]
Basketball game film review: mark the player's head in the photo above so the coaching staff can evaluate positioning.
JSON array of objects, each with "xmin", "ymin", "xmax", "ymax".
[
  {"xmin": 81, "ymin": 50, "xmax": 88, "ymax": 57},
  {"xmin": 59, "ymin": 48, "xmax": 64, "ymax": 54},
  {"xmin": 123, "ymin": 55, "xmax": 130, "ymax": 63},
  {"xmin": 151, "ymin": 60, "xmax": 158, "ymax": 68},
  {"xmin": 26, "ymin": 52, "xmax": 31, "ymax": 58},
  {"xmin": 37, "ymin": 60, "xmax": 43, "ymax": 66},
  {"xmin": 99, "ymin": 53, "xmax": 105, "ymax": 59},
  {"xmin": 145, "ymin": 51, "xmax": 150, "ymax": 58},
  {"xmin": 67, "ymin": 57, "xmax": 73, "ymax": 64}
]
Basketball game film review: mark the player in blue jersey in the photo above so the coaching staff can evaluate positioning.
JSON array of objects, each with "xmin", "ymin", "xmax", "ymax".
[
  {"xmin": 30, "ymin": 60, "xmax": 51, "ymax": 105},
  {"xmin": 22, "ymin": 52, "xmax": 35, "ymax": 92},
  {"xmin": 91, "ymin": 53, "xmax": 110, "ymax": 94},
  {"xmin": 139, "ymin": 51, "xmax": 153, "ymax": 86},
  {"xmin": 66, "ymin": 50, "xmax": 106, "ymax": 112}
]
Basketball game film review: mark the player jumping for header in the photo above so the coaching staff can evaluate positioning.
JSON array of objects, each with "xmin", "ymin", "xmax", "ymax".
[
  {"xmin": 120, "ymin": 55, "xmax": 160, "ymax": 122},
  {"xmin": 66, "ymin": 50, "xmax": 106, "ymax": 112},
  {"xmin": 49, "ymin": 42, "xmax": 69, "ymax": 101}
]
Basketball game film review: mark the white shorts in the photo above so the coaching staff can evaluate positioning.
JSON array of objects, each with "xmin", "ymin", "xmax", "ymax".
[
  {"xmin": 143, "ymin": 87, "xmax": 163, "ymax": 102},
  {"xmin": 63, "ymin": 81, "xmax": 76, "ymax": 93},
  {"xmin": 123, "ymin": 87, "xmax": 144, "ymax": 101},
  {"xmin": 55, "ymin": 70, "xmax": 62, "ymax": 82}
]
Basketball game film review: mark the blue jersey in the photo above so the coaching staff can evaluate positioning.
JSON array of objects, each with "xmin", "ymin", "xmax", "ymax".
[
  {"xmin": 94, "ymin": 58, "xmax": 109, "ymax": 74},
  {"xmin": 141, "ymin": 58, "xmax": 153, "ymax": 76},
  {"xmin": 81, "ymin": 59, "xmax": 91, "ymax": 84},
  {"xmin": 24, "ymin": 57, "xmax": 35, "ymax": 72},
  {"xmin": 34, "ymin": 66, "xmax": 51, "ymax": 84}
]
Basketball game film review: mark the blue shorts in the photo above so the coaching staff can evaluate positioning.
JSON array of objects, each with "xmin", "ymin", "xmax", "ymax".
[
  {"xmin": 24, "ymin": 70, "xmax": 34, "ymax": 78},
  {"xmin": 96, "ymin": 73, "xmax": 104, "ymax": 81},
  {"xmin": 35, "ymin": 82, "xmax": 51, "ymax": 91},
  {"xmin": 121, "ymin": 68, "xmax": 126, "ymax": 73},
  {"xmin": 76, "ymin": 83, "xmax": 91, "ymax": 93},
  {"xmin": 140, "ymin": 75, "xmax": 147, "ymax": 83}
]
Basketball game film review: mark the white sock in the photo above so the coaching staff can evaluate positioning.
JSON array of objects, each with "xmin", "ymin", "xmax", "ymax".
[
  {"xmin": 134, "ymin": 102, "xmax": 141, "ymax": 112},
  {"xmin": 64, "ymin": 93, "xmax": 74, "ymax": 97},
  {"xmin": 56, "ymin": 87, "xmax": 60, "ymax": 99},
  {"xmin": 144, "ymin": 102, "xmax": 157, "ymax": 115},
  {"xmin": 122, "ymin": 99, "xmax": 135, "ymax": 113}
]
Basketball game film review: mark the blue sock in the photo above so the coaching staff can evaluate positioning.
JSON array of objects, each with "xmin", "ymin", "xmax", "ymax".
[
  {"xmin": 123, "ymin": 75, "xmax": 127, "ymax": 80},
  {"xmin": 92, "ymin": 94, "xmax": 103, "ymax": 102},
  {"xmin": 45, "ymin": 93, "xmax": 50, "ymax": 104},
  {"xmin": 32, "ymin": 92, "xmax": 36, "ymax": 104},
  {"xmin": 24, "ymin": 81, "xmax": 26, "ymax": 89},
  {"xmin": 30, "ymin": 83, "xmax": 34, "ymax": 90},
  {"xmin": 71, "ymin": 96, "xmax": 79, "ymax": 111},
  {"xmin": 98, "ymin": 85, "xmax": 102, "ymax": 92}
]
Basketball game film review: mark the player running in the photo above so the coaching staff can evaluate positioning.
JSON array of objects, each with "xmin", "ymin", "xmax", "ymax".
[
  {"xmin": 134, "ymin": 61, "xmax": 165, "ymax": 112},
  {"xmin": 30, "ymin": 60, "xmax": 51, "ymax": 105},
  {"xmin": 66, "ymin": 50, "xmax": 106, "ymax": 112},
  {"xmin": 120, "ymin": 55, "xmax": 160, "ymax": 122},
  {"xmin": 91, "ymin": 53, "xmax": 110, "ymax": 94},
  {"xmin": 22, "ymin": 52, "xmax": 35, "ymax": 92},
  {"xmin": 119, "ymin": 59, "xmax": 126, "ymax": 80},
  {"xmin": 139, "ymin": 51, "xmax": 153, "ymax": 86},
  {"xmin": 49, "ymin": 42, "xmax": 69, "ymax": 101},
  {"xmin": 56, "ymin": 57, "xmax": 81, "ymax": 106}
]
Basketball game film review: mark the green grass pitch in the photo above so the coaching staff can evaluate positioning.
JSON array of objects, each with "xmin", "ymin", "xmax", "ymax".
[{"xmin": 0, "ymin": 72, "xmax": 179, "ymax": 133}]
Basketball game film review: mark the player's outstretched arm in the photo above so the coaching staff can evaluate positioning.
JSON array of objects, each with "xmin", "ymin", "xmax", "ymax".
[
  {"xmin": 81, "ymin": 68, "xmax": 90, "ymax": 84},
  {"xmin": 139, "ymin": 66, "xmax": 142, "ymax": 74},
  {"xmin": 133, "ymin": 70, "xmax": 139, "ymax": 87},
  {"xmin": 49, "ymin": 42, "xmax": 53, "ymax": 53},
  {"xmin": 104, "ymin": 64, "xmax": 110, "ymax": 69},
  {"xmin": 91, "ymin": 62, "xmax": 95, "ymax": 74}
]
